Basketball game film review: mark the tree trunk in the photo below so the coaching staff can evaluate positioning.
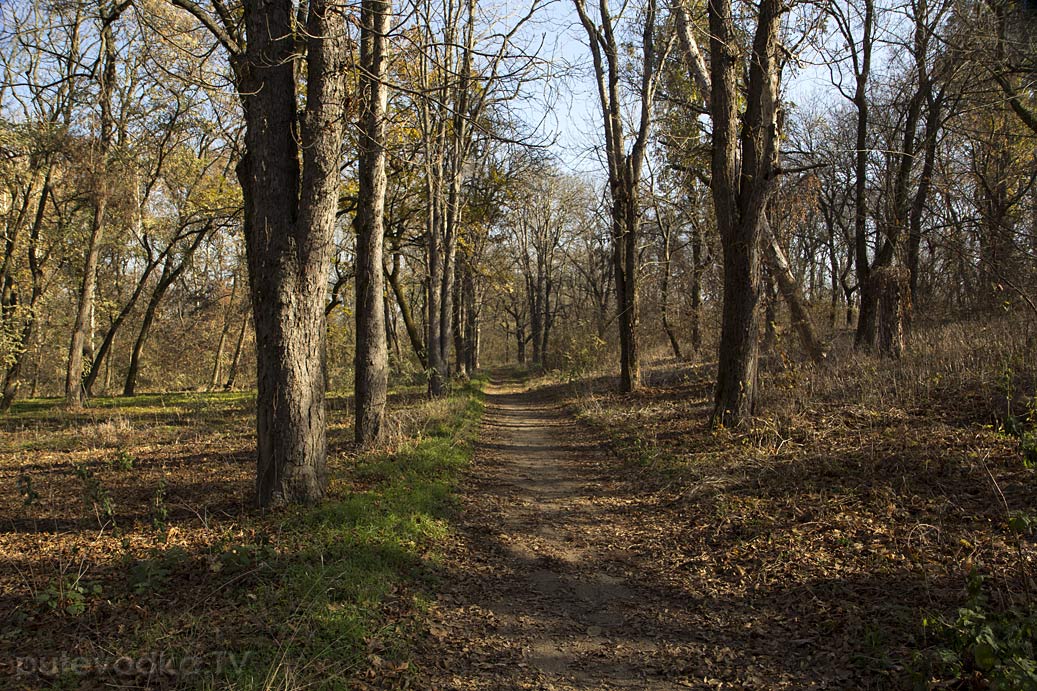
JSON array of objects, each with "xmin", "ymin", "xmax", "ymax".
[
  {"xmin": 613, "ymin": 188, "xmax": 641, "ymax": 391},
  {"xmin": 529, "ymin": 273, "xmax": 543, "ymax": 367},
  {"xmin": 709, "ymin": 0, "xmax": 781, "ymax": 426},
  {"xmin": 573, "ymin": 0, "xmax": 659, "ymax": 393},
  {"xmin": 452, "ymin": 264, "xmax": 467, "ymax": 377},
  {"xmin": 516, "ymin": 323, "xmax": 526, "ymax": 364},
  {"xmin": 763, "ymin": 216, "xmax": 827, "ymax": 362},
  {"xmin": 85, "ymin": 251, "xmax": 165, "ymax": 396},
  {"xmin": 387, "ymin": 253, "xmax": 427, "ymax": 368},
  {"xmin": 122, "ymin": 271, "xmax": 165, "ymax": 397},
  {"xmin": 354, "ymin": 0, "xmax": 391, "ymax": 446},
  {"xmin": 660, "ymin": 227, "xmax": 682, "ymax": 360},
  {"xmin": 690, "ymin": 225, "xmax": 705, "ymax": 353},
  {"xmin": 714, "ymin": 233, "xmax": 763, "ymax": 424},
  {"xmin": 123, "ymin": 227, "xmax": 208, "ymax": 396},
  {"xmin": 241, "ymin": 0, "xmax": 348, "ymax": 506},
  {"xmin": 463, "ymin": 263, "xmax": 478, "ymax": 372},
  {"xmin": 427, "ymin": 224, "xmax": 445, "ymax": 394},
  {"xmin": 210, "ymin": 272, "xmax": 239, "ymax": 390},
  {"xmin": 66, "ymin": 15, "xmax": 118, "ymax": 409},
  {"xmin": 851, "ymin": 0, "xmax": 876, "ymax": 349},
  {"xmin": 1, "ymin": 173, "xmax": 50, "ymax": 412},
  {"xmin": 224, "ymin": 310, "xmax": 249, "ymax": 391},
  {"xmin": 874, "ymin": 266, "xmax": 908, "ymax": 358}
]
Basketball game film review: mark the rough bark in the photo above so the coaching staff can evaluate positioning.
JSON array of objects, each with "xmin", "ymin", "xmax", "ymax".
[
  {"xmin": 709, "ymin": 0, "xmax": 782, "ymax": 426},
  {"xmin": 850, "ymin": 0, "xmax": 876, "ymax": 349},
  {"xmin": 354, "ymin": 0, "xmax": 391, "ymax": 446},
  {"xmin": 872, "ymin": 266, "xmax": 909, "ymax": 358},
  {"xmin": 240, "ymin": 0, "xmax": 348, "ymax": 506}
]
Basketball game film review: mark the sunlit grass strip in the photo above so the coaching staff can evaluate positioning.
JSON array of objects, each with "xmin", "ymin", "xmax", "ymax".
[{"xmin": 215, "ymin": 377, "xmax": 486, "ymax": 690}]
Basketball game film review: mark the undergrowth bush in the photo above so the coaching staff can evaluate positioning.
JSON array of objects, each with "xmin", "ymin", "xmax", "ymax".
[{"xmin": 922, "ymin": 573, "xmax": 1037, "ymax": 690}]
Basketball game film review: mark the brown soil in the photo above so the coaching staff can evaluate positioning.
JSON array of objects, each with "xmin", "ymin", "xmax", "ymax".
[{"xmin": 418, "ymin": 374, "xmax": 717, "ymax": 690}]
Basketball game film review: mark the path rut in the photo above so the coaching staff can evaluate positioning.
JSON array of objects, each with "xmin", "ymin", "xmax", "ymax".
[{"xmin": 418, "ymin": 374, "xmax": 700, "ymax": 690}]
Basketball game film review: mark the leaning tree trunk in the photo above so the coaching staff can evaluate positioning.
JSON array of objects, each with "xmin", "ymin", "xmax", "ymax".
[
  {"xmin": 763, "ymin": 217, "xmax": 827, "ymax": 362},
  {"xmin": 660, "ymin": 230, "xmax": 682, "ymax": 360},
  {"xmin": 224, "ymin": 310, "xmax": 249, "ymax": 391},
  {"xmin": 85, "ymin": 252, "xmax": 165, "ymax": 396},
  {"xmin": 354, "ymin": 0, "xmax": 391, "ymax": 446},
  {"xmin": 119, "ymin": 285, "xmax": 161, "ymax": 395},
  {"xmin": 386, "ymin": 252, "xmax": 427, "ymax": 368},
  {"xmin": 123, "ymin": 228, "xmax": 208, "ymax": 396}
]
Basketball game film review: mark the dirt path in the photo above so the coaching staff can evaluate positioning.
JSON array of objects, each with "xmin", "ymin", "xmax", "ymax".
[{"xmin": 418, "ymin": 374, "xmax": 700, "ymax": 690}]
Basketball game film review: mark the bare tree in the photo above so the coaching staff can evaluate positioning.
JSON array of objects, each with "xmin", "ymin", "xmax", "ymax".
[
  {"xmin": 707, "ymin": 0, "xmax": 784, "ymax": 425},
  {"xmin": 66, "ymin": 0, "xmax": 128, "ymax": 408},
  {"xmin": 573, "ymin": 0, "xmax": 670, "ymax": 392}
]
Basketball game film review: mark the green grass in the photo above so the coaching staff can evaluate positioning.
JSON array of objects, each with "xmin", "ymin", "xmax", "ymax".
[{"xmin": 203, "ymin": 378, "xmax": 486, "ymax": 689}]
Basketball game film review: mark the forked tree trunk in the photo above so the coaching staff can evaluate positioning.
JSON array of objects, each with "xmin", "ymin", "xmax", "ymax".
[
  {"xmin": 240, "ymin": 0, "xmax": 348, "ymax": 506},
  {"xmin": 123, "ymin": 229, "xmax": 207, "ymax": 396},
  {"xmin": 709, "ymin": 0, "xmax": 782, "ymax": 426},
  {"xmin": 573, "ymin": 0, "xmax": 660, "ymax": 394},
  {"xmin": 354, "ymin": 0, "xmax": 391, "ymax": 446}
]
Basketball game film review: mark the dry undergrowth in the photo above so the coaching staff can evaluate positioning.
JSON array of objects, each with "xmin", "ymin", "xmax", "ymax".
[{"xmin": 559, "ymin": 316, "xmax": 1037, "ymax": 687}]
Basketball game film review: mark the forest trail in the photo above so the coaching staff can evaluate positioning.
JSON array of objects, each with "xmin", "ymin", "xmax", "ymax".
[{"xmin": 418, "ymin": 373, "xmax": 698, "ymax": 690}]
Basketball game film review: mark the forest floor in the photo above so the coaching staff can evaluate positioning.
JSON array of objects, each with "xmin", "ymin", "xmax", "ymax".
[
  {"xmin": 0, "ymin": 380, "xmax": 487, "ymax": 690},
  {"xmin": 415, "ymin": 324, "xmax": 1037, "ymax": 690},
  {"xmin": 1, "ymin": 321, "xmax": 1034, "ymax": 690}
]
